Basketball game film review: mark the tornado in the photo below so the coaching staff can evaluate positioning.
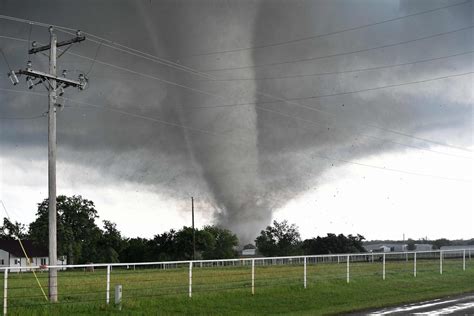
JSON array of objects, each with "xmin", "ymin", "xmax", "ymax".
[{"xmin": 137, "ymin": 1, "xmax": 270, "ymax": 243}]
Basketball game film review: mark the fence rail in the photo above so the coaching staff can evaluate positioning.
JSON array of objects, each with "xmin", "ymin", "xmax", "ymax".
[{"xmin": 0, "ymin": 249, "xmax": 471, "ymax": 315}]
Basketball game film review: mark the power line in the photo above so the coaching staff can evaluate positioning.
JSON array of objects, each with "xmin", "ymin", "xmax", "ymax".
[
  {"xmin": 0, "ymin": 9, "xmax": 470, "ymax": 85},
  {"xmin": 0, "ymin": 86, "xmax": 45, "ymax": 97},
  {"xmin": 7, "ymin": 26, "xmax": 469, "ymax": 96},
  {"xmin": 44, "ymin": 28, "xmax": 472, "ymax": 154},
  {"xmin": 192, "ymin": 71, "xmax": 474, "ymax": 153},
  {"xmin": 61, "ymin": 99, "xmax": 228, "ymax": 139},
  {"xmin": 254, "ymin": 106, "xmax": 472, "ymax": 160},
  {"xmin": 1, "ymin": 49, "xmax": 12, "ymax": 71},
  {"xmin": 65, "ymin": 30, "xmax": 213, "ymax": 80},
  {"xmin": 310, "ymin": 153, "xmax": 471, "ymax": 183},
  {"xmin": 201, "ymin": 26, "xmax": 474, "ymax": 72},
  {"xmin": 11, "ymin": 21, "xmax": 212, "ymax": 79},
  {"xmin": 26, "ymin": 22, "xmax": 32, "ymax": 60},
  {"xmin": 86, "ymin": 42, "xmax": 103, "ymax": 76},
  {"xmin": 175, "ymin": 1, "xmax": 472, "ymax": 58},
  {"xmin": 3, "ymin": 8, "xmax": 472, "ymax": 80},
  {"xmin": 59, "ymin": 100, "xmax": 472, "ymax": 183},
  {"xmin": 192, "ymin": 71, "xmax": 474, "ymax": 108},
  {"xmin": 200, "ymin": 50, "xmax": 474, "ymax": 82},
  {"xmin": 189, "ymin": 71, "xmax": 474, "ymax": 153},
  {"xmin": 67, "ymin": 23, "xmax": 472, "ymax": 84},
  {"xmin": 256, "ymin": 74, "xmax": 474, "ymax": 154},
  {"xmin": 1, "ymin": 31, "xmax": 470, "ymax": 153},
  {"xmin": 0, "ymin": 86, "xmax": 470, "ymax": 182},
  {"xmin": 0, "ymin": 1, "xmax": 469, "ymax": 65},
  {"xmin": 1, "ymin": 69, "xmax": 472, "ymax": 158},
  {"xmin": 0, "ymin": 201, "xmax": 49, "ymax": 301},
  {"xmin": 0, "ymin": 112, "xmax": 47, "ymax": 120},
  {"xmin": 0, "ymin": 34, "xmax": 29, "ymax": 45},
  {"xmin": 0, "ymin": 15, "xmax": 77, "ymax": 33},
  {"xmin": 58, "ymin": 46, "xmax": 474, "ymax": 153},
  {"xmin": 0, "ymin": 34, "xmax": 214, "ymax": 95},
  {"xmin": 2, "ymin": 89, "xmax": 471, "ymax": 183},
  {"xmin": 64, "ymin": 50, "xmax": 218, "ymax": 96}
]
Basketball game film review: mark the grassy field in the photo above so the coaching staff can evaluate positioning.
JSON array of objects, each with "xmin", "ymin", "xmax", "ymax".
[{"xmin": 1, "ymin": 256, "xmax": 473, "ymax": 315}]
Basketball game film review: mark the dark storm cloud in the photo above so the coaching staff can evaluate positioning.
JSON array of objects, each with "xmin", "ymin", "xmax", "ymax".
[{"xmin": 0, "ymin": 0, "xmax": 472, "ymax": 242}]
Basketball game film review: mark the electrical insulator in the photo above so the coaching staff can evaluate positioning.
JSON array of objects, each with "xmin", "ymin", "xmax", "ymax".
[
  {"xmin": 27, "ymin": 77, "xmax": 34, "ymax": 89},
  {"xmin": 78, "ymin": 73, "xmax": 87, "ymax": 90},
  {"xmin": 8, "ymin": 70, "xmax": 19, "ymax": 85}
]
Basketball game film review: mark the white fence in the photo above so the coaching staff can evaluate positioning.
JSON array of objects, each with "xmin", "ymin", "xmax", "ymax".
[{"xmin": 0, "ymin": 249, "xmax": 471, "ymax": 315}]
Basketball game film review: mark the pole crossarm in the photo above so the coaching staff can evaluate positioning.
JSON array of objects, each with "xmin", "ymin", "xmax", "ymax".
[
  {"xmin": 29, "ymin": 35, "xmax": 85, "ymax": 54},
  {"xmin": 18, "ymin": 69, "xmax": 84, "ymax": 89}
]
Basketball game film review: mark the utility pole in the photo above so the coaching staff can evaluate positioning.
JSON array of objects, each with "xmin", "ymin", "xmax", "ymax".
[
  {"xmin": 192, "ymin": 197, "xmax": 195, "ymax": 261},
  {"xmin": 47, "ymin": 27, "xmax": 58, "ymax": 304},
  {"xmin": 7, "ymin": 26, "xmax": 86, "ymax": 302}
]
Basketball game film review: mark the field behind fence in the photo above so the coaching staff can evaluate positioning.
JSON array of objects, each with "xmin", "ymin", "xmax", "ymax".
[{"xmin": 0, "ymin": 249, "xmax": 472, "ymax": 315}]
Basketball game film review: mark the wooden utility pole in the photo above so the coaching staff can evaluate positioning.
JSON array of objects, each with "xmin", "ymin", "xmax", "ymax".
[
  {"xmin": 9, "ymin": 26, "xmax": 87, "ymax": 302},
  {"xmin": 47, "ymin": 27, "xmax": 58, "ymax": 302},
  {"xmin": 192, "ymin": 197, "xmax": 195, "ymax": 260}
]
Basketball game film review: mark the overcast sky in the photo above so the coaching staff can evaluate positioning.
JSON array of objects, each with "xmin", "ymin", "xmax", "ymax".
[{"xmin": 0, "ymin": 0, "xmax": 472, "ymax": 243}]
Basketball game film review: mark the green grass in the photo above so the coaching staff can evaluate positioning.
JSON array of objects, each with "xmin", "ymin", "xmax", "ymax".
[{"xmin": 2, "ymin": 257, "xmax": 473, "ymax": 315}]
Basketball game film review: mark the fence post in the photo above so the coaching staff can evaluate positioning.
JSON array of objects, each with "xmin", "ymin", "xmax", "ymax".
[
  {"xmin": 383, "ymin": 253, "xmax": 386, "ymax": 280},
  {"xmin": 251, "ymin": 259, "xmax": 255, "ymax": 295},
  {"xmin": 3, "ymin": 269, "xmax": 8, "ymax": 316},
  {"xmin": 440, "ymin": 251, "xmax": 443, "ymax": 275},
  {"xmin": 414, "ymin": 252, "xmax": 417, "ymax": 277},
  {"xmin": 463, "ymin": 250, "xmax": 466, "ymax": 271},
  {"xmin": 189, "ymin": 262, "xmax": 192, "ymax": 298},
  {"xmin": 106, "ymin": 265, "xmax": 111, "ymax": 304},
  {"xmin": 303, "ymin": 257, "xmax": 307, "ymax": 289},
  {"xmin": 115, "ymin": 284, "xmax": 122, "ymax": 310},
  {"xmin": 346, "ymin": 255, "xmax": 350, "ymax": 283}
]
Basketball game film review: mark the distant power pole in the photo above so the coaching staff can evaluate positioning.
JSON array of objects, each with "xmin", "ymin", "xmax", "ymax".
[
  {"xmin": 192, "ymin": 197, "xmax": 195, "ymax": 260},
  {"xmin": 7, "ymin": 26, "xmax": 87, "ymax": 302}
]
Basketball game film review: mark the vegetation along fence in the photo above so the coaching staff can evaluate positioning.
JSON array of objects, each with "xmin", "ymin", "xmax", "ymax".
[{"xmin": 0, "ymin": 249, "xmax": 472, "ymax": 314}]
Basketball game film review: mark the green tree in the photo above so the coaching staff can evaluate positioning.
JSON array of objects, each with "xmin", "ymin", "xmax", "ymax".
[
  {"xmin": 202, "ymin": 225, "xmax": 239, "ymax": 259},
  {"xmin": 149, "ymin": 230, "xmax": 179, "ymax": 261},
  {"xmin": 255, "ymin": 220, "xmax": 302, "ymax": 256},
  {"xmin": 98, "ymin": 220, "xmax": 124, "ymax": 263},
  {"xmin": 407, "ymin": 239, "xmax": 416, "ymax": 251},
  {"xmin": 149, "ymin": 226, "xmax": 226, "ymax": 261},
  {"xmin": 0, "ymin": 218, "xmax": 27, "ymax": 240},
  {"xmin": 174, "ymin": 227, "xmax": 215, "ymax": 260},
  {"xmin": 120, "ymin": 237, "xmax": 153, "ymax": 262},
  {"xmin": 302, "ymin": 233, "xmax": 365, "ymax": 255},
  {"xmin": 433, "ymin": 238, "xmax": 451, "ymax": 250},
  {"xmin": 28, "ymin": 195, "xmax": 102, "ymax": 264}
]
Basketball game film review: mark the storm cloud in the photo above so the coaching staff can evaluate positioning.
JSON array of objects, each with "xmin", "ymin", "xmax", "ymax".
[{"xmin": 0, "ymin": 0, "xmax": 472, "ymax": 242}]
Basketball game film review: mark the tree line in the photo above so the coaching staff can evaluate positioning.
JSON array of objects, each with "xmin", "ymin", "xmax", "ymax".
[{"xmin": 0, "ymin": 195, "xmax": 368, "ymax": 264}]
